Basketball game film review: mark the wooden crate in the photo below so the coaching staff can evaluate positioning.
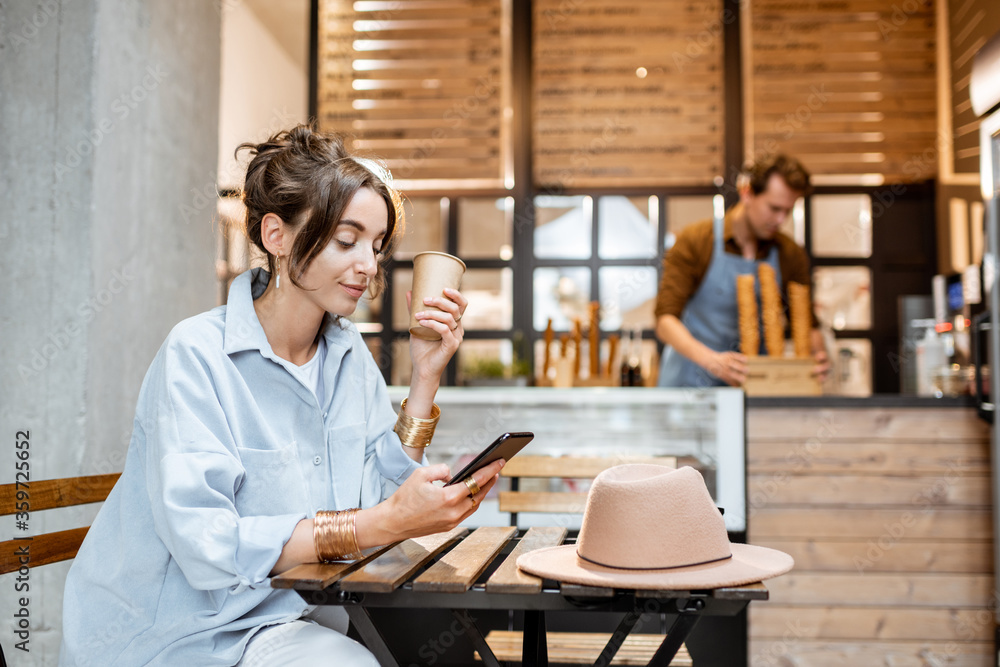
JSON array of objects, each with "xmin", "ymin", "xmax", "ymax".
[{"xmin": 743, "ymin": 357, "xmax": 820, "ymax": 396}]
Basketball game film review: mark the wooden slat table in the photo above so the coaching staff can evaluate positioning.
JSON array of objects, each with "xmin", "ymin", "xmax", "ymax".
[{"xmin": 272, "ymin": 527, "xmax": 768, "ymax": 667}]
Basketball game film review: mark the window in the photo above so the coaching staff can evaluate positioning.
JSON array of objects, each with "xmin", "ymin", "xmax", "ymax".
[
  {"xmin": 313, "ymin": 0, "xmax": 933, "ymax": 391},
  {"xmin": 808, "ymin": 194, "xmax": 875, "ymax": 395}
]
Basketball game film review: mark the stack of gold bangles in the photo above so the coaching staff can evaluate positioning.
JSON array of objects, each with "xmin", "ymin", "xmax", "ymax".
[
  {"xmin": 393, "ymin": 398, "xmax": 441, "ymax": 449},
  {"xmin": 313, "ymin": 508, "xmax": 363, "ymax": 562}
]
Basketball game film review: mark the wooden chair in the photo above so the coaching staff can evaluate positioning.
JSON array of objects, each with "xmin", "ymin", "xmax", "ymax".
[
  {"xmin": 0, "ymin": 473, "xmax": 120, "ymax": 575},
  {"xmin": 0, "ymin": 473, "xmax": 120, "ymax": 663},
  {"xmin": 484, "ymin": 454, "xmax": 693, "ymax": 666}
]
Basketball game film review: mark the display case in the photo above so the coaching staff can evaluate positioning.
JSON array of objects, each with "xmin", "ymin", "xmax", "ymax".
[{"xmin": 388, "ymin": 386, "xmax": 747, "ymax": 533}]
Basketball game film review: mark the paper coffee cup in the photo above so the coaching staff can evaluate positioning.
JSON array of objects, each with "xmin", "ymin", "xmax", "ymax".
[{"xmin": 409, "ymin": 251, "xmax": 467, "ymax": 340}]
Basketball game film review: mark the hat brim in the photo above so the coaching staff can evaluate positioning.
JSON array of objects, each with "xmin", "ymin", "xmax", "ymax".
[{"xmin": 517, "ymin": 543, "xmax": 793, "ymax": 590}]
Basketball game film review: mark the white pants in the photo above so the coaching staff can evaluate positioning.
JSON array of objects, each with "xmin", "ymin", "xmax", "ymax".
[{"xmin": 238, "ymin": 607, "xmax": 379, "ymax": 667}]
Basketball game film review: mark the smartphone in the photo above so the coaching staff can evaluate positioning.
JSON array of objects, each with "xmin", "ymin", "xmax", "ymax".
[{"xmin": 445, "ymin": 432, "xmax": 534, "ymax": 485}]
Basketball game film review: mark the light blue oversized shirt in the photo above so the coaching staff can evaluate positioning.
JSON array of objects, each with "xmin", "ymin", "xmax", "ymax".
[{"xmin": 60, "ymin": 268, "xmax": 424, "ymax": 666}]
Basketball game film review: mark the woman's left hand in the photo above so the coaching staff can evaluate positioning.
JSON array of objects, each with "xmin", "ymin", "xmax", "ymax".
[{"xmin": 408, "ymin": 287, "xmax": 467, "ymax": 382}]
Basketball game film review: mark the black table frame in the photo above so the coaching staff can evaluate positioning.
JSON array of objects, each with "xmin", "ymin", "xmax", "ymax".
[{"xmin": 298, "ymin": 584, "xmax": 758, "ymax": 667}]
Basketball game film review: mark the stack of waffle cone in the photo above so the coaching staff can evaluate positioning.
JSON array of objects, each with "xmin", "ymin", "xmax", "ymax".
[
  {"xmin": 736, "ymin": 274, "xmax": 759, "ymax": 356},
  {"xmin": 737, "ymin": 268, "xmax": 811, "ymax": 359},
  {"xmin": 788, "ymin": 281, "xmax": 811, "ymax": 358},
  {"xmin": 759, "ymin": 264, "xmax": 783, "ymax": 356}
]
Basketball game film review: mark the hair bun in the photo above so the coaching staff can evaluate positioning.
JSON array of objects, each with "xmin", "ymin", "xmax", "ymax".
[
  {"xmin": 234, "ymin": 123, "xmax": 403, "ymax": 300},
  {"xmin": 285, "ymin": 124, "xmax": 316, "ymax": 151}
]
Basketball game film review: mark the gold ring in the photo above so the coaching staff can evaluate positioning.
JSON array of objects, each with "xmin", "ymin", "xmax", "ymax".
[
  {"xmin": 463, "ymin": 476, "xmax": 480, "ymax": 498},
  {"xmin": 470, "ymin": 496, "xmax": 478, "ymax": 508},
  {"xmin": 455, "ymin": 313, "xmax": 463, "ymax": 322}
]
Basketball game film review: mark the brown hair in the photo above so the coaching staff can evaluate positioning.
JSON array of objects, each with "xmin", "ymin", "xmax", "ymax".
[
  {"xmin": 742, "ymin": 154, "xmax": 811, "ymax": 196},
  {"xmin": 236, "ymin": 124, "xmax": 403, "ymax": 297}
]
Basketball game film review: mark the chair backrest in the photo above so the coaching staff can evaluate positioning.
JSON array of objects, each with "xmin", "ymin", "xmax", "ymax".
[
  {"xmin": 0, "ymin": 473, "xmax": 120, "ymax": 574},
  {"xmin": 499, "ymin": 455, "xmax": 677, "ymax": 527}
]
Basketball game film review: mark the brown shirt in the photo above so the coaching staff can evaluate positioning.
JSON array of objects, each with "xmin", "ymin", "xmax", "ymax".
[{"xmin": 655, "ymin": 211, "xmax": 817, "ymax": 325}]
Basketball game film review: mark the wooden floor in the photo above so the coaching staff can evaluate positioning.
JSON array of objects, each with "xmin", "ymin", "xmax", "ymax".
[
  {"xmin": 478, "ymin": 631, "xmax": 693, "ymax": 666},
  {"xmin": 747, "ymin": 406, "xmax": 995, "ymax": 666}
]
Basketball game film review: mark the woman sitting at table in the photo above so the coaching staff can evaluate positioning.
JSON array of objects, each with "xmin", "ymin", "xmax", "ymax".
[{"xmin": 59, "ymin": 124, "xmax": 502, "ymax": 667}]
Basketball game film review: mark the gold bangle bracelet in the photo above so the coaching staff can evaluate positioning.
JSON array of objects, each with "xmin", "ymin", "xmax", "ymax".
[
  {"xmin": 314, "ymin": 508, "xmax": 363, "ymax": 561},
  {"xmin": 394, "ymin": 398, "xmax": 441, "ymax": 449},
  {"xmin": 314, "ymin": 511, "xmax": 334, "ymax": 561},
  {"xmin": 336, "ymin": 508, "xmax": 362, "ymax": 561}
]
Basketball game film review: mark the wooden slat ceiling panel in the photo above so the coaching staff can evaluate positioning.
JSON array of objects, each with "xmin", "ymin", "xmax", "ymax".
[
  {"xmin": 532, "ymin": 0, "xmax": 726, "ymax": 188},
  {"xmin": 318, "ymin": 0, "xmax": 505, "ymax": 185},
  {"xmin": 748, "ymin": 0, "xmax": 938, "ymax": 184}
]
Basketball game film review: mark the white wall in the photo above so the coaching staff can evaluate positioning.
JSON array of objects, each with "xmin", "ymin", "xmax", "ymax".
[{"xmin": 218, "ymin": 1, "xmax": 309, "ymax": 190}]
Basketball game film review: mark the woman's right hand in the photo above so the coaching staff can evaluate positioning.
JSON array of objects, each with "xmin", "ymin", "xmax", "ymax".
[{"xmin": 355, "ymin": 459, "xmax": 504, "ymax": 548}]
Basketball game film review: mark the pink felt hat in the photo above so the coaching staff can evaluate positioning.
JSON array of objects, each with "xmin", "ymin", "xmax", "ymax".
[{"xmin": 516, "ymin": 464, "xmax": 793, "ymax": 590}]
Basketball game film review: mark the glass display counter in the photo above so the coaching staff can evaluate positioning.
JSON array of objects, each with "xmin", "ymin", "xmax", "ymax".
[{"xmin": 388, "ymin": 386, "xmax": 746, "ymax": 533}]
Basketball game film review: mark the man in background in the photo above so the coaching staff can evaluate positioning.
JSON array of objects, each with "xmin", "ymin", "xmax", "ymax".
[{"xmin": 655, "ymin": 154, "xmax": 829, "ymax": 387}]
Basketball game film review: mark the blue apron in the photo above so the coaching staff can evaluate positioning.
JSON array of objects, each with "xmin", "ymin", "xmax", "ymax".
[{"xmin": 657, "ymin": 212, "xmax": 781, "ymax": 387}]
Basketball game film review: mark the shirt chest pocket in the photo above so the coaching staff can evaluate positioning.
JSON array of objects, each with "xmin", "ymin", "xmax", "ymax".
[
  {"xmin": 234, "ymin": 443, "xmax": 307, "ymax": 517},
  {"xmin": 326, "ymin": 422, "xmax": 368, "ymax": 509}
]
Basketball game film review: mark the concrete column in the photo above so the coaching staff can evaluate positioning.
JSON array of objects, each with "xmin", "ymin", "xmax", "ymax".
[{"xmin": 0, "ymin": 0, "xmax": 220, "ymax": 661}]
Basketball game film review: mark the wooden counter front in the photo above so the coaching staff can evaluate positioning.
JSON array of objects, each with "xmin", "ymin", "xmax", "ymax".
[{"xmin": 747, "ymin": 405, "xmax": 994, "ymax": 665}]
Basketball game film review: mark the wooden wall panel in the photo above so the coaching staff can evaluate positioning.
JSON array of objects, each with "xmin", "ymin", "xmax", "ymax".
[
  {"xmin": 747, "ymin": 406, "xmax": 995, "ymax": 666},
  {"xmin": 747, "ymin": 407, "xmax": 990, "ymax": 441},
  {"xmin": 750, "ymin": 639, "xmax": 994, "ymax": 666},
  {"xmin": 748, "ymin": 472, "xmax": 990, "ymax": 505},
  {"xmin": 754, "ymin": 538, "xmax": 993, "ymax": 573},
  {"xmin": 947, "ymin": 0, "xmax": 1000, "ymax": 175},
  {"xmin": 750, "ymin": 440, "xmax": 989, "ymax": 474},
  {"xmin": 531, "ymin": 0, "xmax": 726, "ymax": 188},
  {"xmin": 316, "ymin": 0, "xmax": 509, "ymax": 188},
  {"xmin": 746, "ymin": 0, "xmax": 939, "ymax": 184},
  {"xmin": 313, "ymin": 2, "xmax": 993, "ymax": 190}
]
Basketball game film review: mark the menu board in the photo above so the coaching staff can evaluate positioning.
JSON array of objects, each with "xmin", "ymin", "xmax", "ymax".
[
  {"xmin": 747, "ymin": 0, "xmax": 938, "ymax": 184},
  {"xmin": 316, "ymin": 0, "xmax": 508, "ymax": 189},
  {"xmin": 532, "ymin": 0, "xmax": 726, "ymax": 188},
  {"xmin": 949, "ymin": 0, "xmax": 1000, "ymax": 176}
]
